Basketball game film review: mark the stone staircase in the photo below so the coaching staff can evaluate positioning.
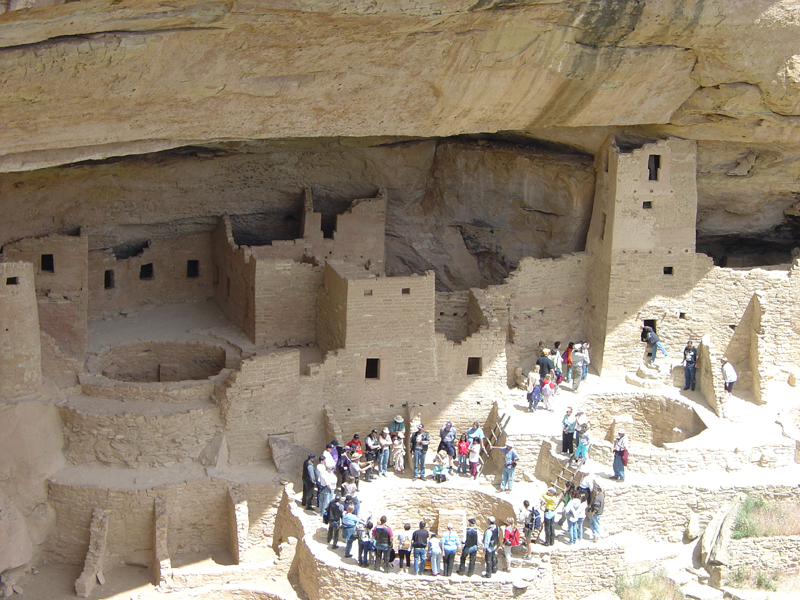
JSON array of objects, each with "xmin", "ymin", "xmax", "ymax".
[{"xmin": 625, "ymin": 361, "xmax": 672, "ymax": 389}]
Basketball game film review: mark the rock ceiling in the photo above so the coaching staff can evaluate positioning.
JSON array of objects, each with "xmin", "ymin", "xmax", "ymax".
[{"xmin": 2, "ymin": 0, "xmax": 800, "ymax": 280}]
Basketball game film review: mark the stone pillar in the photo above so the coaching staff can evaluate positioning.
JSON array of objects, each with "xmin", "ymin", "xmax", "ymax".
[{"xmin": 0, "ymin": 262, "xmax": 42, "ymax": 398}]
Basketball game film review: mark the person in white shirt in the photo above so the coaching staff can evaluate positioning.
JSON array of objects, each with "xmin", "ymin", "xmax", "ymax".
[
  {"xmin": 566, "ymin": 492, "xmax": 587, "ymax": 544},
  {"xmin": 721, "ymin": 357, "xmax": 737, "ymax": 396}
]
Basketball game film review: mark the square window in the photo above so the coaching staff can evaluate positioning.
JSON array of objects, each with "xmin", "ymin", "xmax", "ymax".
[
  {"xmin": 642, "ymin": 201, "xmax": 653, "ymax": 209},
  {"xmin": 364, "ymin": 289, "xmax": 373, "ymax": 296},
  {"xmin": 104, "ymin": 270, "xmax": 115, "ymax": 290},
  {"xmin": 679, "ymin": 312, "xmax": 687, "ymax": 320},
  {"xmin": 663, "ymin": 266, "xmax": 674, "ymax": 275},
  {"xmin": 6, "ymin": 276, "xmax": 19, "ymax": 285},
  {"xmin": 186, "ymin": 260, "xmax": 200, "ymax": 278},
  {"xmin": 467, "ymin": 357, "xmax": 482, "ymax": 376},
  {"xmin": 365, "ymin": 358, "xmax": 380, "ymax": 379},
  {"xmin": 643, "ymin": 319, "xmax": 657, "ymax": 332},
  {"xmin": 401, "ymin": 288, "xmax": 410, "ymax": 295},
  {"xmin": 41, "ymin": 254, "xmax": 54, "ymax": 273},
  {"xmin": 139, "ymin": 263, "xmax": 154, "ymax": 280}
]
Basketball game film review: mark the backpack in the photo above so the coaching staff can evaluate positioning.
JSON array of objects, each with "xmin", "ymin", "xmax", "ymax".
[
  {"xmin": 490, "ymin": 525, "xmax": 499, "ymax": 547},
  {"xmin": 646, "ymin": 331, "xmax": 658, "ymax": 345}
]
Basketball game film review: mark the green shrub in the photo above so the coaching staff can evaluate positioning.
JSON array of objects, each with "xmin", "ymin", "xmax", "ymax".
[
  {"xmin": 732, "ymin": 494, "xmax": 800, "ymax": 539},
  {"xmin": 615, "ymin": 570, "xmax": 685, "ymax": 600}
]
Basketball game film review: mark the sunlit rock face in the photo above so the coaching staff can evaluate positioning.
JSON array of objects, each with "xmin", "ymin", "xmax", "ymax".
[{"xmin": 1, "ymin": 0, "xmax": 800, "ymax": 268}]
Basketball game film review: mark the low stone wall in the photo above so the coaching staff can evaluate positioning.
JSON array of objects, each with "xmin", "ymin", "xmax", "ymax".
[
  {"xmin": 724, "ymin": 535, "xmax": 800, "ymax": 574},
  {"xmin": 551, "ymin": 546, "xmax": 625, "ymax": 600},
  {"xmin": 587, "ymin": 437, "xmax": 796, "ymax": 475},
  {"xmin": 60, "ymin": 403, "xmax": 222, "ymax": 468},
  {"xmin": 89, "ymin": 341, "xmax": 227, "ymax": 383},
  {"xmin": 80, "ymin": 371, "xmax": 227, "ymax": 404}
]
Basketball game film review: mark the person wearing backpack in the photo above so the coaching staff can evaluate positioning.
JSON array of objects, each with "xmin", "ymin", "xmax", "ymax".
[
  {"xmin": 397, "ymin": 523, "xmax": 412, "ymax": 573},
  {"xmin": 456, "ymin": 518, "xmax": 480, "ymax": 577},
  {"xmin": 641, "ymin": 325, "xmax": 668, "ymax": 363},
  {"xmin": 481, "ymin": 516, "xmax": 500, "ymax": 578},
  {"xmin": 356, "ymin": 517, "xmax": 374, "ymax": 567},
  {"xmin": 527, "ymin": 373, "xmax": 542, "ymax": 412}
]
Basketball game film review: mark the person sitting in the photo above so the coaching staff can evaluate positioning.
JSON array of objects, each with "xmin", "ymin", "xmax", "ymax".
[{"xmin": 432, "ymin": 449, "xmax": 449, "ymax": 482}]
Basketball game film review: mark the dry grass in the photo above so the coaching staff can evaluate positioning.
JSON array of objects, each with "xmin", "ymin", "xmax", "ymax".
[
  {"xmin": 725, "ymin": 566, "xmax": 784, "ymax": 591},
  {"xmin": 615, "ymin": 570, "xmax": 684, "ymax": 600},
  {"xmin": 732, "ymin": 495, "xmax": 800, "ymax": 539}
]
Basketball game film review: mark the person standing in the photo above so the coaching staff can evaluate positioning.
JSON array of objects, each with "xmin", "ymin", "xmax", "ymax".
[
  {"xmin": 682, "ymin": 340, "xmax": 699, "ymax": 391},
  {"xmin": 439, "ymin": 421, "xmax": 458, "ymax": 473},
  {"xmin": 566, "ymin": 492, "xmax": 587, "ymax": 545},
  {"xmin": 377, "ymin": 428, "xmax": 392, "ymax": 477},
  {"xmin": 342, "ymin": 505, "xmax": 359, "ymax": 557},
  {"xmin": 410, "ymin": 424, "xmax": 431, "ymax": 480},
  {"xmin": 481, "ymin": 516, "xmax": 500, "ymax": 578},
  {"xmin": 468, "ymin": 438, "xmax": 482, "ymax": 480},
  {"xmin": 528, "ymin": 373, "xmax": 542, "ymax": 412},
  {"xmin": 327, "ymin": 494, "xmax": 344, "ymax": 548},
  {"xmin": 581, "ymin": 342, "xmax": 591, "ymax": 381},
  {"xmin": 441, "ymin": 523, "xmax": 460, "ymax": 576},
  {"xmin": 535, "ymin": 348, "xmax": 555, "ymax": 381},
  {"xmin": 721, "ymin": 357, "xmax": 737, "ymax": 396},
  {"xmin": 389, "ymin": 415, "xmax": 405, "ymax": 434},
  {"xmin": 501, "ymin": 517, "xmax": 520, "ymax": 572},
  {"xmin": 397, "ymin": 523, "xmax": 412, "ymax": 573},
  {"xmin": 519, "ymin": 500, "xmax": 541, "ymax": 557},
  {"xmin": 589, "ymin": 483, "xmax": 604, "ymax": 542},
  {"xmin": 552, "ymin": 342, "xmax": 563, "ymax": 393},
  {"xmin": 571, "ymin": 344, "xmax": 587, "ymax": 391},
  {"xmin": 319, "ymin": 465, "xmax": 337, "ymax": 517},
  {"xmin": 561, "ymin": 407, "xmax": 576, "ymax": 454},
  {"xmin": 356, "ymin": 519, "xmax": 374, "ymax": 567},
  {"xmin": 412, "ymin": 521, "xmax": 429, "ymax": 575},
  {"xmin": 541, "ymin": 487, "xmax": 558, "ymax": 546},
  {"xmin": 390, "ymin": 430, "xmax": 405, "ymax": 474},
  {"xmin": 491, "ymin": 442, "xmax": 519, "ymax": 491},
  {"xmin": 457, "ymin": 434, "xmax": 470, "ymax": 475},
  {"xmin": 457, "ymin": 518, "xmax": 480, "ymax": 576},
  {"xmin": 466, "ymin": 421, "xmax": 485, "ymax": 446},
  {"xmin": 364, "ymin": 430, "xmax": 380, "ymax": 482},
  {"xmin": 612, "ymin": 429, "xmax": 629, "ymax": 481},
  {"xmin": 302, "ymin": 453, "xmax": 316, "ymax": 510},
  {"xmin": 563, "ymin": 342, "xmax": 575, "ymax": 383},
  {"xmin": 427, "ymin": 533, "xmax": 443, "ymax": 575},
  {"xmin": 372, "ymin": 516, "xmax": 393, "ymax": 572}
]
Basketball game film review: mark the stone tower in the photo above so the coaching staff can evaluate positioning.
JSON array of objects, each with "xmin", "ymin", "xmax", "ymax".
[
  {"xmin": 585, "ymin": 137, "xmax": 699, "ymax": 376},
  {"xmin": 0, "ymin": 261, "xmax": 42, "ymax": 397}
]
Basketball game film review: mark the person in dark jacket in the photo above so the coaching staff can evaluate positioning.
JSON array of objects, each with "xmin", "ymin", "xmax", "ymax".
[
  {"xmin": 589, "ymin": 483, "xmax": 605, "ymax": 541},
  {"xmin": 457, "ymin": 518, "xmax": 480, "ymax": 576},
  {"xmin": 641, "ymin": 325, "xmax": 668, "ymax": 363},
  {"xmin": 327, "ymin": 495, "xmax": 344, "ymax": 548},
  {"xmin": 302, "ymin": 453, "xmax": 316, "ymax": 510}
]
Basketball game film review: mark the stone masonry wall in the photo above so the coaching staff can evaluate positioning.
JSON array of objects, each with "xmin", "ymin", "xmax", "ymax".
[
  {"xmin": 211, "ymin": 217, "xmax": 257, "ymax": 343},
  {"xmin": 3, "ymin": 233, "xmax": 88, "ymax": 356},
  {"xmin": 59, "ymin": 404, "xmax": 222, "ymax": 468},
  {"xmin": 0, "ymin": 261, "xmax": 41, "ymax": 397},
  {"xmin": 435, "ymin": 290, "xmax": 470, "ymax": 341},
  {"xmin": 550, "ymin": 546, "xmax": 625, "ymax": 600},
  {"xmin": 723, "ymin": 535, "xmax": 800, "ymax": 575},
  {"xmin": 88, "ymin": 233, "xmax": 212, "ymax": 319}
]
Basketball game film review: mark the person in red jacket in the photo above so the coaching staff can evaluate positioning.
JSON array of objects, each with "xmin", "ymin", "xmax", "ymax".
[{"xmin": 501, "ymin": 517, "xmax": 520, "ymax": 572}]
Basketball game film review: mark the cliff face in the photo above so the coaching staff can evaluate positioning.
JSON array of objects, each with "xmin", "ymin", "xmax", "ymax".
[{"xmin": 0, "ymin": 0, "xmax": 799, "ymax": 263}]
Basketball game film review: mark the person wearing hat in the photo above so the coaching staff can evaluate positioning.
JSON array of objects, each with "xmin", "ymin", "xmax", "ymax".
[
  {"xmin": 481, "ymin": 516, "xmax": 500, "ymax": 577},
  {"xmin": 611, "ymin": 429, "xmax": 629, "ymax": 481},
  {"xmin": 389, "ymin": 415, "xmax": 405, "ymax": 434},
  {"xmin": 302, "ymin": 453, "xmax": 317, "ymax": 510},
  {"xmin": 439, "ymin": 421, "xmax": 458, "ymax": 473},
  {"xmin": 441, "ymin": 523, "xmax": 460, "ymax": 576},
  {"xmin": 490, "ymin": 441, "xmax": 520, "ymax": 492},
  {"xmin": 377, "ymin": 428, "xmax": 392, "ymax": 477},
  {"xmin": 346, "ymin": 433, "xmax": 362, "ymax": 456},
  {"xmin": 410, "ymin": 424, "xmax": 430, "ymax": 480},
  {"xmin": 457, "ymin": 518, "xmax": 480, "ymax": 576},
  {"xmin": 721, "ymin": 357, "xmax": 737, "ymax": 396}
]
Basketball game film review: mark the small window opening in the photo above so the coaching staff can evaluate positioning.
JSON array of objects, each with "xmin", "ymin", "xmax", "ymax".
[
  {"xmin": 6, "ymin": 277, "xmax": 19, "ymax": 285},
  {"xmin": 647, "ymin": 154, "xmax": 661, "ymax": 181},
  {"xmin": 679, "ymin": 312, "xmax": 687, "ymax": 320},
  {"xmin": 364, "ymin": 289, "xmax": 373, "ymax": 296},
  {"xmin": 401, "ymin": 288, "xmax": 410, "ymax": 295},
  {"xmin": 104, "ymin": 270, "xmax": 115, "ymax": 290},
  {"xmin": 186, "ymin": 260, "xmax": 200, "ymax": 278},
  {"xmin": 599, "ymin": 212, "xmax": 607, "ymax": 240},
  {"xmin": 642, "ymin": 201, "xmax": 653, "ymax": 209},
  {"xmin": 139, "ymin": 263, "xmax": 154, "ymax": 280},
  {"xmin": 728, "ymin": 324, "xmax": 736, "ymax": 331},
  {"xmin": 365, "ymin": 358, "xmax": 380, "ymax": 379},
  {"xmin": 663, "ymin": 266, "xmax": 674, "ymax": 275},
  {"xmin": 213, "ymin": 264, "xmax": 220, "ymax": 285},
  {"xmin": 41, "ymin": 254, "xmax": 54, "ymax": 273},
  {"xmin": 467, "ymin": 357, "xmax": 482, "ymax": 376},
  {"xmin": 226, "ymin": 276, "xmax": 231, "ymax": 297},
  {"xmin": 643, "ymin": 319, "xmax": 657, "ymax": 332}
]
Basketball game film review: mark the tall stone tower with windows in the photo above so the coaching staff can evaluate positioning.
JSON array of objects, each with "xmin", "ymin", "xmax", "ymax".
[{"xmin": 0, "ymin": 261, "xmax": 42, "ymax": 397}]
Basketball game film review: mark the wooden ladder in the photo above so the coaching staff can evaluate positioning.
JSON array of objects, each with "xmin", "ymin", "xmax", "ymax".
[
  {"xmin": 552, "ymin": 459, "xmax": 581, "ymax": 500},
  {"xmin": 477, "ymin": 413, "xmax": 511, "ymax": 476}
]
